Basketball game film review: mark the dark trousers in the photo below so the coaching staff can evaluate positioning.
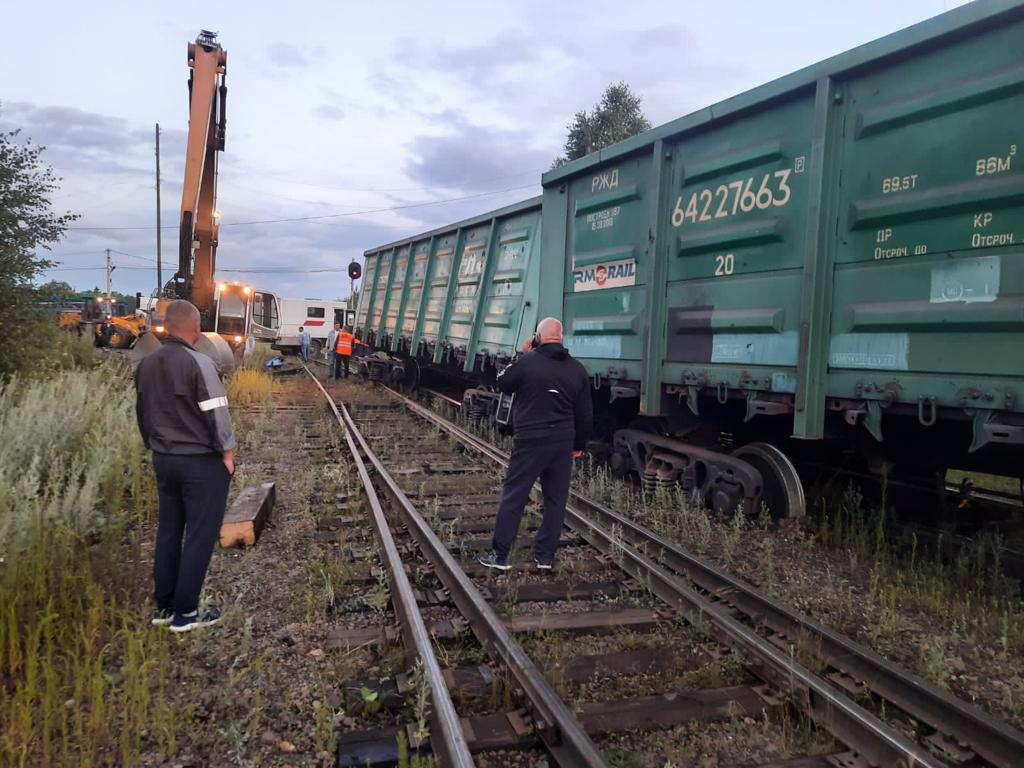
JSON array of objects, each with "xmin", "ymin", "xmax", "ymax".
[
  {"xmin": 491, "ymin": 440, "xmax": 573, "ymax": 562},
  {"xmin": 153, "ymin": 452, "xmax": 232, "ymax": 614},
  {"xmin": 330, "ymin": 351, "xmax": 340, "ymax": 378},
  {"xmin": 334, "ymin": 353, "xmax": 350, "ymax": 379}
]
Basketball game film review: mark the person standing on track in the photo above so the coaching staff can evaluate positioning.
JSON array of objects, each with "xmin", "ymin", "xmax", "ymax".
[
  {"xmin": 479, "ymin": 317, "xmax": 592, "ymax": 571},
  {"xmin": 327, "ymin": 321, "xmax": 341, "ymax": 378},
  {"xmin": 135, "ymin": 300, "xmax": 235, "ymax": 632},
  {"xmin": 334, "ymin": 325, "xmax": 361, "ymax": 379},
  {"xmin": 298, "ymin": 325, "xmax": 312, "ymax": 363}
]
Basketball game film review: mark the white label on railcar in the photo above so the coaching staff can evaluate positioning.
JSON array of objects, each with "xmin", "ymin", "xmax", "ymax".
[
  {"xmin": 572, "ymin": 258, "xmax": 636, "ymax": 292},
  {"xmin": 928, "ymin": 256, "xmax": 1001, "ymax": 306}
]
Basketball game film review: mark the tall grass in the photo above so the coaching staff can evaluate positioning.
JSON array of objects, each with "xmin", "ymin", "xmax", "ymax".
[
  {"xmin": 817, "ymin": 486, "xmax": 1024, "ymax": 656},
  {"xmin": 226, "ymin": 368, "xmax": 279, "ymax": 408},
  {"xmin": 0, "ymin": 367, "xmax": 178, "ymax": 766}
]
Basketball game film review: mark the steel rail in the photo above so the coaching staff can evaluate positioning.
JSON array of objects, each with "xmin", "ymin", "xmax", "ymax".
[
  {"xmin": 323, "ymin": 377, "xmax": 611, "ymax": 767},
  {"xmin": 385, "ymin": 386, "xmax": 1024, "ymax": 768},
  {"xmin": 303, "ymin": 368, "xmax": 475, "ymax": 768},
  {"xmin": 421, "ymin": 387, "xmax": 463, "ymax": 408}
]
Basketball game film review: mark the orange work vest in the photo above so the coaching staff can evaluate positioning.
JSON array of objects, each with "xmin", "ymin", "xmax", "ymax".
[{"xmin": 336, "ymin": 331, "xmax": 354, "ymax": 355}]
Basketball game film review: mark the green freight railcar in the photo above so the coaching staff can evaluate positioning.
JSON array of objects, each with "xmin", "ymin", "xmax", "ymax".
[
  {"xmin": 358, "ymin": 0, "xmax": 1024, "ymax": 517},
  {"xmin": 536, "ymin": 0, "xmax": 1024, "ymax": 516},
  {"xmin": 355, "ymin": 197, "xmax": 544, "ymax": 386}
]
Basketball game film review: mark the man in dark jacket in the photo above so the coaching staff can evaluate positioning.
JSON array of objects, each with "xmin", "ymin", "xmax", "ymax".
[
  {"xmin": 135, "ymin": 300, "xmax": 235, "ymax": 632},
  {"xmin": 479, "ymin": 317, "xmax": 592, "ymax": 570}
]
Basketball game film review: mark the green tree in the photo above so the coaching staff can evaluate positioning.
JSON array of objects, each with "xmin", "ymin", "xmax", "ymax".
[
  {"xmin": 552, "ymin": 82, "xmax": 652, "ymax": 167},
  {"xmin": 0, "ymin": 123, "xmax": 80, "ymax": 378},
  {"xmin": 36, "ymin": 279, "xmax": 76, "ymax": 298}
]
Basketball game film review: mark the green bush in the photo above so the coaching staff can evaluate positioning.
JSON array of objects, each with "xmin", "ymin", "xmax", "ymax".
[
  {"xmin": 0, "ymin": 366, "xmax": 144, "ymax": 560},
  {"xmin": 3, "ymin": 311, "xmax": 98, "ymax": 381},
  {"xmin": 0, "ymin": 367, "xmax": 173, "ymax": 766}
]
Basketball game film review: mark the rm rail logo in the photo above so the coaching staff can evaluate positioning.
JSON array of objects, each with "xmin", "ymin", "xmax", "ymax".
[{"xmin": 572, "ymin": 258, "xmax": 636, "ymax": 292}]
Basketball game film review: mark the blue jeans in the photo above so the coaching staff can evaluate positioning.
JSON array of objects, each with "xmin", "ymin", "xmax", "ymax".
[{"xmin": 300, "ymin": 343, "xmax": 310, "ymax": 363}]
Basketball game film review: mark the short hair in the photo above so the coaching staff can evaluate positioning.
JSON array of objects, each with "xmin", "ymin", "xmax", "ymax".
[
  {"xmin": 537, "ymin": 317, "xmax": 563, "ymax": 341},
  {"xmin": 299, "ymin": 326, "xmax": 304, "ymax": 331},
  {"xmin": 164, "ymin": 299, "xmax": 200, "ymax": 333}
]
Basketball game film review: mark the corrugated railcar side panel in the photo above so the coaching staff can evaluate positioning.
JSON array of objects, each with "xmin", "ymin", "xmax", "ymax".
[{"xmin": 540, "ymin": 0, "xmax": 1024, "ymax": 445}]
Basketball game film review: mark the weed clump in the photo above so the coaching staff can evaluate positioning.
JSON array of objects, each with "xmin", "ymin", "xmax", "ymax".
[{"xmin": 226, "ymin": 368, "xmax": 279, "ymax": 407}]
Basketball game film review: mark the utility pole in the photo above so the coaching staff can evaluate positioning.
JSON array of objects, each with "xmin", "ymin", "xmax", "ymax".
[
  {"xmin": 155, "ymin": 122, "xmax": 163, "ymax": 295},
  {"xmin": 105, "ymin": 249, "xmax": 114, "ymax": 296}
]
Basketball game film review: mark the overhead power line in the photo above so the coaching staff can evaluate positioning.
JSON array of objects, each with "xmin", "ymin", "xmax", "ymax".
[
  {"xmin": 230, "ymin": 168, "xmax": 543, "ymax": 195},
  {"xmin": 112, "ymin": 248, "xmax": 159, "ymax": 263},
  {"xmin": 217, "ymin": 267, "xmax": 351, "ymax": 273},
  {"xmin": 65, "ymin": 184, "xmax": 536, "ymax": 232},
  {"xmin": 43, "ymin": 264, "xmax": 353, "ymax": 274},
  {"xmin": 41, "ymin": 248, "xmax": 351, "ymax": 275}
]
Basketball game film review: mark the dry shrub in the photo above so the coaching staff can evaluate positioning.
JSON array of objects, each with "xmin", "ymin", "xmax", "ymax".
[{"xmin": 226, "ymin": 367, "xmax": 278, "ymax": 407}]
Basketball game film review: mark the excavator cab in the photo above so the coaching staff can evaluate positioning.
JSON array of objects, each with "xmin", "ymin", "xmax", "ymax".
[{"xmin": 213, "ymin": 282, "xmax": 252, "ymax": 348}]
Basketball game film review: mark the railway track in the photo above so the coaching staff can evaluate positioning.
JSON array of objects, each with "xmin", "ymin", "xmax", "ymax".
[
  {"xmin": 306, "ymin": 368, "xmax": 1024, "ymax": 767},
  {"xmin": 415, "ymin": 383, "xmax": 1024, "ymax": 584}
]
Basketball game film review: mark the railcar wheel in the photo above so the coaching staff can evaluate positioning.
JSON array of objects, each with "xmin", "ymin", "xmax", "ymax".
[
  {"xmin": 401, "ymin": 358, "xmax": 421, "ymax": 392},
  {"xmin": 732, "ymin": 442, "xmax": 806, "ymax": 518}
]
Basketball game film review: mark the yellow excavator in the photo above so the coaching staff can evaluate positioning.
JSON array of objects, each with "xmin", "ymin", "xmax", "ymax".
[
  {"xmin": 134, "ymin": 30, "xmax": 250, "ymax": 373},
  {"xmin": 57, "ymin": 294, "xmax": 147, "ymax": 348}
]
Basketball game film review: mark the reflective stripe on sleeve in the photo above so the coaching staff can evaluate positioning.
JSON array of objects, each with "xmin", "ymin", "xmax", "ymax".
[{"xmin": 198, "ymin": 396, "xmax": 229, "ymax": 412}]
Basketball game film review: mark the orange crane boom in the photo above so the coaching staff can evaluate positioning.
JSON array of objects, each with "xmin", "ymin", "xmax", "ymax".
[
  {"xmin": 174, "ymin": 29, "xmax": 227, "ymax": 327},
  {"xmin": 137, "ymin": 30, "xmax": 245, "ymax": 374}
]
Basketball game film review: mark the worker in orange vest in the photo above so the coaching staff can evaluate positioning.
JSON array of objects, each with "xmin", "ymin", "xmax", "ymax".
[{"xmin": 334, "ymin": 326, "xmax": 364, "ymax": 379}]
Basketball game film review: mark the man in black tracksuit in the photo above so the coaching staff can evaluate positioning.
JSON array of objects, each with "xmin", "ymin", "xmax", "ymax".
[
  {"xmin": 135, "ymin": 300, "xmax": 236, "ymax": 632},
  {"xmin": 480, "ymin": 317, "xmax": 592, "ymax": 570}
]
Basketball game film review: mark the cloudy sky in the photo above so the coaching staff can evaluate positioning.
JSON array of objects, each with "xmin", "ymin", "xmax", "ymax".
[{"xmin": 2, "ymin": 0, "xmax": 966, "ymax": 300}]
